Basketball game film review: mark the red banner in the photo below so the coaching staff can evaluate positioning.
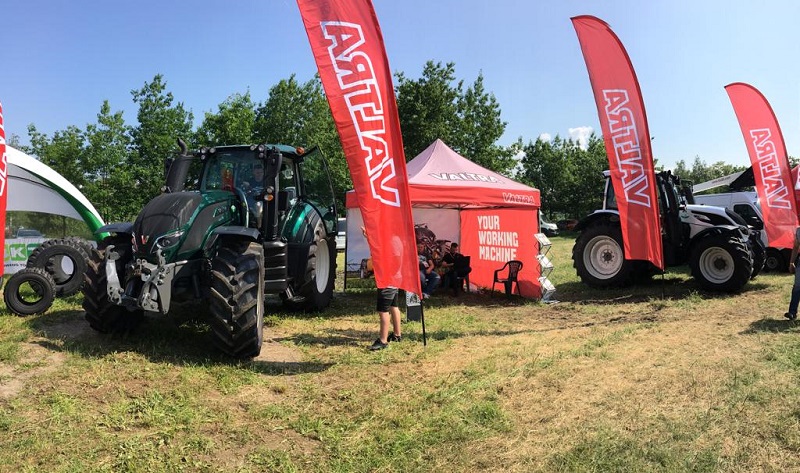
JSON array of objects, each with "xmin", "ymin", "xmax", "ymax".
[
  {"xmin": 726, "ymin": 83, "xmax": 798, "ymax": 249},
  {"xmin": 459, "ymin": 208, "xmax": 540, "ymax": 298},
  {"xmin": 297, "ymin": 0, "xmax": 421, "ymax": 295},
  {"xmin": 0, "ymin": 103, "xmax": 7, "ymax": 277},
  {"xmin": 572, "ymin": 16, "xmax": 663, "ymax": 270}
]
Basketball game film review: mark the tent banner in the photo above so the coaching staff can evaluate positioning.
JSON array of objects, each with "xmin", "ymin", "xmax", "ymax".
[
  {"xmin": 297, "ymin": 0, "xmax": 420, "ymax": 295},
  {"xmin": 4, "ymin": 238, "xmax": 47, "ymax": 275},
  {"xmin": 460, "ymin": 208, "xmax": 540, "ymax": 298},
  {"xmin": 726, "ymin": 83, "xmax": 798, "ymax": 248},
  {"xmin": 0, "ymin": 103, "xmax": 8, "ymax": 277},
  {"xmin": 572, "ymin": 15, "xmax": 663, "ymax": 270}
]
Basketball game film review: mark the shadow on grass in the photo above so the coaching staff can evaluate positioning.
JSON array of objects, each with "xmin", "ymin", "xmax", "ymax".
[
  {"xmin": 22, "ymin": 308, "xmax": 333, "ymax": 375},
  {"xmin": 554, "ymin": 276, "xmax": 771, "ymax": 305},
  {"xmin": 740, "ymin": 317, "xmax": 800, "ymax": 335}
]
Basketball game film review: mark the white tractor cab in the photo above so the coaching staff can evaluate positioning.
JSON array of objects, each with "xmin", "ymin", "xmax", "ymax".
[{"xmin": 692, "ymin": 167, "xmax": 790, "ymax": 272}]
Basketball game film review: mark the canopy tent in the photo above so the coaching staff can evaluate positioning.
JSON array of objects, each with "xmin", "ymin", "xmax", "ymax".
[
  {"xmin": 7, "ymin": 146, "xmax": 104, "ymax": 232},
  {"xmin": 346, "ymin": 139, "xmax": 539, "ymax": 209},
  {"xmin": 4, "ymin": 146, "xmax": 105, "ymax": 274},
  {"xmin": 345, "ymin": 139, "xmax": 544, "ymax": 298}
]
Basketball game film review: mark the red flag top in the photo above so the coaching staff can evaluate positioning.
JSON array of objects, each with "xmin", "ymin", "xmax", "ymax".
[
  {"xmin": 572, "ymin": 15, "xmax": 663, "ymax": 269},
  {"xmin": 726, "ymin": 83, "xmax": 798, "ymax": 249},
  {"xmin": 297, "ymin": 0, "xmax": 421, "ymax": 295},
  {"xmin": 0, "ymin": 103, "xmax": 8, "ymax": 277}
]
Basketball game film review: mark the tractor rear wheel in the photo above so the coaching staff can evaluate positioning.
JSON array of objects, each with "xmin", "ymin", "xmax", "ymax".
[
  {"xmin": 572, "ymin": 222, "xmax": 636, "ymax": 288},
  {"xmin": 765, "ymin": 248, "xmax": 787, "ymax": 273},
  {"xmin": 83, "ymin": 237, "xmax": 143, "ymax": 333},
  {"xmin": 284, "ymin": 213, "xmax": 336, "ymax": 311},
  {"xmin": 209, "ymin": 240, "xmax": 264, "ymax": 359},
  {"xmin": 689, "ymin": 233, "xmax": 752, "ymax": 292}
]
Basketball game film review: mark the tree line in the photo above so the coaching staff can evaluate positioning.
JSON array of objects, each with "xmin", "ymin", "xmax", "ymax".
[{"xmin": 12, "ymin": 60, "xmax": 743, "ymax": 228}]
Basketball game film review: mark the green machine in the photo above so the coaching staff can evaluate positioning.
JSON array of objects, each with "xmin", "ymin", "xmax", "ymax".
[{"xmin": 82, "ymin": 140, "xmax": 338, "ymax": 358}]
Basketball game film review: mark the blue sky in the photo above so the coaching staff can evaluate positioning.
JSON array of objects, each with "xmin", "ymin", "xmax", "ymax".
[{"xmin": 3, "ymin": 0, "xmax": 800, "ymax": 170}]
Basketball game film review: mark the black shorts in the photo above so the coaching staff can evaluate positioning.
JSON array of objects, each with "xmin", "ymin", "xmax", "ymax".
[{"xmin": 376, "ymin": 287, "xmax": 399, "ymax": 312}]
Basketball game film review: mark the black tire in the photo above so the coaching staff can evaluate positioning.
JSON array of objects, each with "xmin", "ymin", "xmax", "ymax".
[
  {"xmin": 209, "ymin": 240, "xmax": 264, "ymax": 358},
  {"xmin": 689, "ymin": 233, "xmax": 753, "ymax": 292},
  {"xmin": 67, "ymin": 237, "xmax": 96, "ymax": 258},
  {"xmin": 748, "ymin": 234, "xmax": 766, "ymax": 279},
  {"xmin": 572, "ymin": 222, "xmax": 636, "ymax": 288},
  {"xmin": 4, "ymin": 267, "xmax": 56, "ymax": 316},
  {"xmin": 765, "ymin": 248, "xmax": 787, "ymax": 273},
  {"xmin": 284, "ymin": 213, "xmax": 336, "ymax": 311},
  {"xmin": 82, "ymin": 237, "xmax": 143, "ymax": 333},
  {"xmin": 26, "ymin": 238, "xmax": 89, "ymax": 297}
]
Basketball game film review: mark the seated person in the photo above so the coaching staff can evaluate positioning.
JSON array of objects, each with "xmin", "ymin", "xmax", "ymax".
[
  {"xmin": 418, "ymin": 242, "xmax": 440, "ymax": 299},
  {"xmin": 240, "ymin": 162, "xmax": 265, "ymax": 195},
  {"xmin": 440, "ymin": 243, "xmax": 472, "ymax": 293},
  {"xmin": 238, "ymin": 163, "xmax": 265, "ymax": 226}
]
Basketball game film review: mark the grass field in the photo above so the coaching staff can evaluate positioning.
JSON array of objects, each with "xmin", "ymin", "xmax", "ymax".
[{"xmin": 1, "ymin": 233, "xmax": 800, "ymax": 472}]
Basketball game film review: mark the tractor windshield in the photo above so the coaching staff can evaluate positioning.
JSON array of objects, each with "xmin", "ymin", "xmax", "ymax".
[{"xmin": 201, "ymin": 149, "xmax": 264, "ymax": 193}]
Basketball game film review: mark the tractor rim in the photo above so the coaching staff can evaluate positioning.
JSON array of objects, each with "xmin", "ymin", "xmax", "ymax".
[{"xmin": 584, "ymin": 235, "xmax": 623, "ymax": 279}]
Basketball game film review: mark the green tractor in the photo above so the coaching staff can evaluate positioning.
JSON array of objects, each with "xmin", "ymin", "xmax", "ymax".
[{"xmin": 82, "ymin": 140, "xmax": 338, "ymax": 358}]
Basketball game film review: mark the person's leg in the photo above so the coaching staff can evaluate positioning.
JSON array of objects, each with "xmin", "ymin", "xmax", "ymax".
[
  {"xmin": 789, "ymin": 271, "xmax": 800, "ymax": 318},
  {"xmin": 372, "ymin": 289, "xmax": 393, "ymax": 349},
  {"xmin": 426, "ymin": 271, "xmax": 441, "ymax": 294},
  {"xmin": 390, "ymin": 306, "xmax": 402, "ymax": 338},
  {"xmin": 378, "ymin": 311, "xmax": 391, "ymax": 343}
]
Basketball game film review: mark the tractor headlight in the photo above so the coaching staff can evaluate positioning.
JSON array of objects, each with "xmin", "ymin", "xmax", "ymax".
[{"xmin": 155, "ymin": 230, "xmax": 184, "ymax": 251}]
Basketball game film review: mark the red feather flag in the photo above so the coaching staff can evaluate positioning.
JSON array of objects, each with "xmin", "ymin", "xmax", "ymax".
[
  {"xmin": 0, "ymin": 103, "xmax": 8, "ymax": 277},
  {"xmin": 572, "ymin": 15, "xmax": 663, "ymax": 269},
  {"xmin": 726, "ymin": 82, "xmax": 798, "ymax": 249},
  {"xmin": 297, "ymin": 0, "xmax": 421, "ymax": 295}
]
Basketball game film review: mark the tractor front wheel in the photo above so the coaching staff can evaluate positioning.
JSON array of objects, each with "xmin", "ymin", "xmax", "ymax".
[
  {"xmin": 209, "ymin": 240, "xmax": 264, "ymax": 359},
  {"xmin": 83, "ymin": 237, "xmax": 143, "ymax": 333},
  {"xmin": 689, "ymin": 233, "xmax": 752, "ymax": 292}
]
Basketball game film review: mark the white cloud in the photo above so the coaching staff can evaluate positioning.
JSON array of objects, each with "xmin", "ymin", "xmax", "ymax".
[
  {"xmin": 568, "ymin": 126, "xmax": 593, "ymax": 150},
  {"xmin": 538, "ymin": 132, "xmax": 552, "ymax": 142}
]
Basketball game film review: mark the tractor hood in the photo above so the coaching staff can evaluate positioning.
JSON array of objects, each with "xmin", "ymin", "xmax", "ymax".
[{"xmin": 131, "ymin": 191, "xmax": 236, "ymax": 261}]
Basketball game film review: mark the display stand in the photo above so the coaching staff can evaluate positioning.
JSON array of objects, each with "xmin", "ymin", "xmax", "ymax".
[{"xmin": 535, "ymin": 233, "xmax": 557, "ymax": 303}]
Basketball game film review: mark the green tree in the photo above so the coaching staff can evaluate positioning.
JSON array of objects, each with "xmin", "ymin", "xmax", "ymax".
[
  {"xmin": 672, "ymin": 156, "xmax": 747, "ymax": 192},
  {"xmin": 28, "ymin": 124, "xmax": 88, "ymax": 189},
  {"xmin": 516, "ymin": 134, "xmax": 607, "ymax": 219},
  {"xmin": 83, "ymin": 101, "xmax": 136, "ymax": 222},
  {"xmin": 395, "ymin": 61, "xmax": 510, "ymax": 173},
  {"xmin": 195, "ymin": 92, "xmax": 256, "ymax": 146},
  {"xmin": 255, "ymin": 75, "xmax": 349, "ymax": 214},
  {"xmin": 395, "ymin": 61, "xmax": 461, "ymax": 160},
  {"xmin": 130, "ymin": 75, "xmax": 194, "ymax": 208},
  {"xmin": 455, "ymin": 73, "xmax": 513, "ymax": 173}
]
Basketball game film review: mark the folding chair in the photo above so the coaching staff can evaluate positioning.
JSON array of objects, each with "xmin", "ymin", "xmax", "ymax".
[
  {"xmin": 491, "ymin": 260, "xmax": 523, "ymax": 297},
  {"xmin": 453, "ymin": 255, "xmax": 471, "ymax": 295}
]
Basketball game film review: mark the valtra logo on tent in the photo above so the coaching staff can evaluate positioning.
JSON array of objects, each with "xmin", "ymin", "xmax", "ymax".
[{"xmin": 297, "ymin": 0, "xmax": 421, "ymax": 296}]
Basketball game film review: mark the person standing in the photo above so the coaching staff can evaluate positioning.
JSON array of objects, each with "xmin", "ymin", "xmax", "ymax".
[
  {"xmin": 361, "ymin": 227, "xmax": 403, "ymax": 350},
  {"xmin": 785, "ymin": 227, "xmax": 800, "ymax": 320}
]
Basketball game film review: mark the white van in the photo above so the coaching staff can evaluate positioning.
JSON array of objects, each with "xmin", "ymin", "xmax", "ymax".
[
  {"xmin": 539, "ymin": 214, "xmax": 558, "ymax": 237},
  {"xmin": 693, "ymin": 191, "xmax": 790, "ymax": 271},
  {"xmin": 336, "ymin": 218, "xmax": 346, "ymax": 251}
]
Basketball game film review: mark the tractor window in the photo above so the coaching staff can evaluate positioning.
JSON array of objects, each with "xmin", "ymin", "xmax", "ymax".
[
  {"xmin": 299, "ymin": 148, "xmax": 337, "ymax": 235},
  {"xmin": 605, "ymin": 179, "xmax": 617, "ymax": 210},
  {"xmin": 734, "ymin": 204, "xmax": 763, "ymax": 229}
]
